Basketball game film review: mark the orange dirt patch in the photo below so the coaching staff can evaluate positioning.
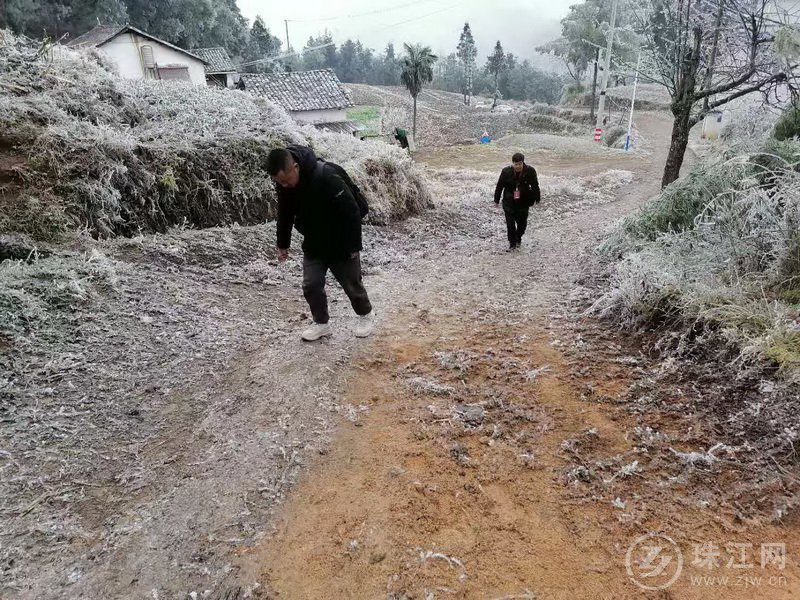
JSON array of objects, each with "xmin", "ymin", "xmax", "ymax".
[{"xmin": 248, "ymin": 313, "xmax": 800, "ymax": 599}]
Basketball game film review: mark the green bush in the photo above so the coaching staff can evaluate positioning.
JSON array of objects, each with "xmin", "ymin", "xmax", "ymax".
[
  {"xmin": 749, "ymin": 138, "xmax": 800, "ymax": 189},
  {"xmin": 773, "ymin": 107, "xmax": 800, "ymax": 141},
  {"xmin": 524, "ymin": 113, "xmax": 582, "ymax": 135},
  {"xmin": 780, "ymin": 287, "xmax": 800, "ymax": 305},
  {"xmin": 602, "ymin": 160, "xmax": 745, "ymax": 252},
  {"xmin": 604, "ymin": 126, "xmax": 627, "ymax": 148},
  {"xmin": 594, "ymin": 138, "xmax": 800, "ymax": 377},
  {"xmin": 561, "ymin": 84, "xmax": 586, "ymax": 104}
]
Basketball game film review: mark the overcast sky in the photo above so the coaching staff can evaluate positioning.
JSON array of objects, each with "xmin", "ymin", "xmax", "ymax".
[{"xmin": 237, "ymin": 0, "xmax": 575, "ymax": 65}]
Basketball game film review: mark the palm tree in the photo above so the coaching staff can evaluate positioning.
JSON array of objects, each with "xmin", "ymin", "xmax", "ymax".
[{"xmin": 400, "ymin": 43, "xmax": 437, "ymax": 142}]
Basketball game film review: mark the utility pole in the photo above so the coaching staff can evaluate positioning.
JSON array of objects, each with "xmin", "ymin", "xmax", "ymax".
[
  {"xmin": 625, "ymin": 52, "xmax": 641, "ymax": 151},
  {"xmin": 594, "ymin": 0, "xmax": 618, "ymax": 141},
  {"xmin": 589, "ymin": 47, "xmax": 600, "ymax": 125},
  {"xmin": 284, "ymin": 20, "xmax": 290, "ymax": 51}
]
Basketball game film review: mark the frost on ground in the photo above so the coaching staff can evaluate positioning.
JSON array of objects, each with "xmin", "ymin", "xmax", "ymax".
[
  {"xmin": 497, "ymin": 133, "xmax": 643, "ymax": 157},
  {"xmin": 347, "ymin": 84, "xmax": 592, "ymax": 148},
  {"xmin": 0, "ymin": 34, "xmax": 431, "ymax": 240},
  {"xmin": 0, "ymin": 151, "xmax": 633, "ymax": 598},
  {"xmin": 428, "ymin": 165, "xmax": 636, "ymax": 225},
  {"xmin": 561, "ymin": 133, "xmax": 800, "ymax": 522}
]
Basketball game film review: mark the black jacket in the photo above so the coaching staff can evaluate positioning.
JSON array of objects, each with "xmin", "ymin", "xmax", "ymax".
[
  {"xmin": 276, "ymin": 145, "xmax": 363, "ymax": 261},
  {"xmin": 494, "ymin": 163, "xmax": 541, "ymax": 208}
]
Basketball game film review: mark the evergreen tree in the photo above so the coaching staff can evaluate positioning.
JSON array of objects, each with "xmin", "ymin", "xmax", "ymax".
[
  {"xmin": 242, "ymin": 15, "xmax": 282, "ymax": 73},
  {"xmin": 456, "ymin": 22, "xmax": 477, "ymax": 105}
]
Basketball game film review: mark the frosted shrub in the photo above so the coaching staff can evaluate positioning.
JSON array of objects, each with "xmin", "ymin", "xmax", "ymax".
[
  {"xmin": 594, "ymin": 143, "xmax": 800, "ymax": 373},
  {"xmin": 0, "ymin": 33, "xmax": 431, "ymax": 239}
]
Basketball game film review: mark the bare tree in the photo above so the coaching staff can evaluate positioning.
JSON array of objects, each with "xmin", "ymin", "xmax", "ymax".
[
  {"xmin": 633, "ymin": 0, "xmax": 796, "ymax": 188},
  {"xmin": 537, "ymin": 0, "xmax": 638, "ymax": 122}
]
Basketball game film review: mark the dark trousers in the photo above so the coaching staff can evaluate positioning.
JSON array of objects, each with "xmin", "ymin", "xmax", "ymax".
[
  {"xmin": 302, "ymin": 254, "xmax": 372, "ymax": 324},
  {"xmin": 503, "ymin": 204, "xmax": 529, "ymax": 245}
]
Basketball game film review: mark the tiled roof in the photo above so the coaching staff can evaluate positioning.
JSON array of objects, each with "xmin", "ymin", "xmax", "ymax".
[
  {"xmin": 314, "ymin": 121, "xmax": 362, "ymax": 135},
  {"xmin": 68, "ymin": 25, "xmax": 123, "ymax": 47},
  {"xmin": 192, "ymin": 47, "xmax": 236, "ymax": 74},
  {"xmin": 67, "ymin": 25, "xmax": 206, "ymax": 63},
  {"xmin": 238, "ymin": 69, "xmax": 353, "ymax": 112}
]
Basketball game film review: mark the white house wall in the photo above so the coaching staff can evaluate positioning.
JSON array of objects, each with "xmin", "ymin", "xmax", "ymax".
[
  {"xmin": 701, "ymin": 111, "xmax": 730, "ymax": 141},
  {"xmin": 100, "ymin": 33, "xmax": 206, "ymax": 86},
  {"xmin": 291, "ymin": 108, "xmax": 347, "ymax": 124}
]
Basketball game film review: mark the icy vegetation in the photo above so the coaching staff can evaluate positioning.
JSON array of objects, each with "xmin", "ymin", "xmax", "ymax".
[
  {"xmin": 594, "ymin": 130, "xmax": 800, "ymax": 379},
  {"xmin": 0, "ymin": 32, "xmax": 431, "ymax": 240}
]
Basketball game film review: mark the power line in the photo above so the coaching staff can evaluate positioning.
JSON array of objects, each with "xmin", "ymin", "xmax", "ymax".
[
  {"xmin": 282, "ymin": 0, "xmax": 459, "ymax": 58},
  {"xmin": 285, "ymin": 0, "xmax": 440, "ymax": 23},
  {"xmin": 242, "ymin": 1, "xmax": 464, "ymax": 68},
  {"xmin": 237, "ymin": 41, "xmax": 336, "ymax": 69},
  {"xmin": 245, "ymin": 2, "xmax": 462, "ymax": 67},
  {"xmin": 373, "ymin": 2, "xmax": 463, "ymax": 33}
]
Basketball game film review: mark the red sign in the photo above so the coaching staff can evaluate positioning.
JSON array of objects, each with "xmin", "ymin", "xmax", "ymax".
[{"xmin": 594, "ymin": 128, "xmax": 603, "ymax": 141}]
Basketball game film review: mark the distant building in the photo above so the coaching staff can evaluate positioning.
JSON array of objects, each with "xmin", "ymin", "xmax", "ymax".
[
  {"xmin": 238, "ymin": 69, "xmax": 362, "ymax": 135},
  {"xmin": 192, "ymin": 47, "xmax": 238, "ymax": 88},
  {"xmin": 701, "ymin": 110, "xmax": 727, "ymax": 141},
  {"xmin": 68, "ymin": 25, "xmax": 207, "ymax": 86}
]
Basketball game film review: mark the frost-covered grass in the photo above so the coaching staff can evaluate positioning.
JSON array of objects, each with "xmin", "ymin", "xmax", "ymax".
[
  {"xmin": 0, "ymin": 33, "xmax": 431, "ymax": 240},
  {"xmin": 594, "ymin": 140, "xmax": 800, "ymax": 377},
  {"xmin": 524, "ymin": 113, "xmax": 585, "ymax": 136},
  {"xmin": 565, "ymin": 84, "xmax": 672, "ymax": 112},
  {"xmin": 0, "ymin": 249, "xmax": 118, "ymax": 343},
  {"xmin": 497, "ymin": 132, "xmax": 634, "ymax": 156},
  {"xmin": 346, "ymin": 83, "xmax": 595, "ymax": 148}
]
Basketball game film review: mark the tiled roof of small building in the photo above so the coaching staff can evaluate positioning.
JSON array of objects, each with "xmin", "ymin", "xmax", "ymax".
[
  {"xmin": 192, "ymin": 47, "xmax": 236, "ymax": 74},
  {"xmin": 314, "ymin": 121, "xmax": 362, "ymax": 134},
  {"xmin": 239, "ymin": 69, "xmax": 353, "ymax": 111},
  {"xmin": 68, "ymin": 25, "xmax": 122, "ymax": 47}
]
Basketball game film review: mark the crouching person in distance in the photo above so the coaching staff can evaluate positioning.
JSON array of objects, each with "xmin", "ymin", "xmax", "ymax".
[{"xmin": 268, "ymin": 145, "xmax": 374, "ymax": 341}]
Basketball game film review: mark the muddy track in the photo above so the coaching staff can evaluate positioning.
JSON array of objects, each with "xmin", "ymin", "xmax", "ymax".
[
  {"xmin": 240, "ymin": 115, "xmax": 800, "ymax": 599},
  {"xmin": 7, "ymin": 113, "xmax": 798, "ymax": 600},
  {"xmin": 251, "ymin": 318, "xmax": 798, "ymax": 599}
]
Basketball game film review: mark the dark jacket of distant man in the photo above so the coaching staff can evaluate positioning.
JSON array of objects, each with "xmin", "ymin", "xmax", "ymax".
[
  {"xmin": 494, "ymin": 158, "xmax": 541, "ymax": 250},
  {"xmin": 494, "ymin": 163, "xmax": 541, "ymax": 208}
]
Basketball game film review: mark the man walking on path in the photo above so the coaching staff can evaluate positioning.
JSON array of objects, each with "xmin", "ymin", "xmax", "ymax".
[
  {"xmin": 268, "ymin": 145, "xmax": 374, "ymax": 342},
  {"xmin": 494, "ymin": 152, "xmax": 541, "ymax": 251}
]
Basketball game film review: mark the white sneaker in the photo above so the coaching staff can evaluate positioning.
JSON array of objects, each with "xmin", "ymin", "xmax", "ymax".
[
  {"xmin": 355, "ymin": 312, "xmax": 375, "ymax": 338},
  {"xmin": 301, "ymin": 322, "xmax": 332, "ymax": 341}
]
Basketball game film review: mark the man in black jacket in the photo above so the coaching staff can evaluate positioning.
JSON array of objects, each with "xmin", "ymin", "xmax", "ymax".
[
  {"xmin": 494, "ymin": 152, "xmax": 541, "ymax": 251},
  {"xmin": 268, "ymin": 145, "xmax": 374, "ymax": 342}
]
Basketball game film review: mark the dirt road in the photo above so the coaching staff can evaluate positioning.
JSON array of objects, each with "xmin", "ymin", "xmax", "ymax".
[
  {"xmin": 241, "ymin": 114, "xmax": 800, "ymax": 599},
  {"xmin": 6, "ymin": 114, "xmax": 798, "ymax": 600}
]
